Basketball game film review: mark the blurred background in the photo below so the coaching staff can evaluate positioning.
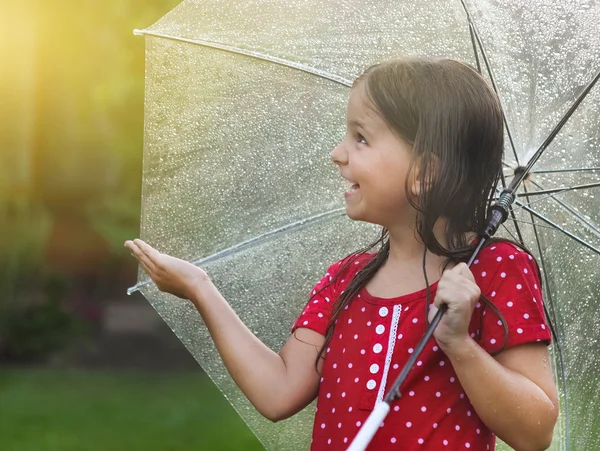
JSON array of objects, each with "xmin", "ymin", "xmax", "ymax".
[{"xmin": 0, "ymin": 1, "xmax": 263, "ymax": 449}]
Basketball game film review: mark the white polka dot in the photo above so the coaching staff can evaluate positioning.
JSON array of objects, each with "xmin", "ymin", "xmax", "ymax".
[
  {"xmin": 376, "ymin": 325, "xmax": 385, "ymax": 334},
  {"xmin": 417, "ymin": 360, "xmax": 423, "ymax": 366},
  {"xmin": 440, "ymin": 360, "xmax": 446, "ymax": 366},
  {"xmin": 501, "ymin": 272, "xmax": 507, "ymax": 278},
  {"xmin": 444, "ymin": 440, "xmax": 448, "ymax": 446},
  {"xmin": 418, "ymin": 438, "xmax": 424, "ymax": 444},
  {"xmin": 490, "ymin": 338, "xmax": 496, "ymax": 344},
  {"xmin": 341, "ymin": 392, "xmax": 346, "ymax": 398},
  {"xmin": 491, "ymin": 291, "xmax": 496, "ymax": 297},
  {"xmin": 467, "ymin": 411, "xmax": 472, "ymax": 417},
  {"xmin": 474, "ymin": 259, "xmax": 479, "ymax": 264},
  {"xmin": 391, "ymin": 438, "xmax": 397, "ymax": 443},
  {"xmin": 318, "ymin": 313, "xmax": 323, "ymax": 318},
  {"xmin": 393, "ymin": 363, "xmax": 399, "ymax": 370},
  {"xmin": 394, "ymin": 406, "xmax": 400, "ymax": 412},
  {"xmin": 332, "ymin": 407, "xmax": 335, "ymax": 413},
  {"xmin": 455, "ymin": 425, "xmax": 460, "ymax": 431},
  {"xmin": 361, "ymin": 307, "xmax": 366, "ymax": 312},
  {"xmin": 475, "ymin": 302, "xmax": 481, "ymax": 309},
  {"xmin": 481, "ymin": 271, "xmax": 487, "ymax": 277},
  {"xmin": 491, "ymin": 246, "xmax": 496, "ymax": 250},
  {"xmin": 466, "ymin": 443, "xmax": 471, "ymax": 448},
  {"xmin": 433, "ymin": 423, "xmax": 438, "ymax": 429},
  {"xmin": 412, "ymin": 318, "xmax": 418, "ymax": 324},
  {"xmin": 303, "ymin": 321, "xmax": 308, "ymax": 325},
  {"xmin": 424, "ymin": 376, "xmax": 430, "ymax": 381},
  {"xmin": 360, "ymin": 349, "xmax": 366, "ymax": 354},
  {"xmin": 349, "ymin": 406, "xmax": 353, "ymax": 412},
  {"xmin": 421, "ymin": 406, "xmax": 427, "ymax": 412},
  {"xmin": 517, "ymin": 328, "xmax": 523, "ymax": 334},
  {"xmin": 366, "ymin": 321, "xmax": 372, "ymax": 326},
  {"xmin": 337, "ymin": 377, "xmax": 340, "ymax": 383},
  {"xmin": 398, "ymin": 333, "xmax": 403, "ymax": 340},
  {"xmin": 373, "ymin": 343, "xmax": 383, "ymax": 353},
  {"xmin": 516, "ymin": 284, "xmax": 522, "ymax": 290},
  {"xmin": 367, "ymin": 380, "xmax": 377, "ymax": 390},
  {"xmin": 476, "ymin": 428, "xmax": 481, "ymax": 434},
  {"xmin": 354, "ymin": 377, "xmax": 359, "ymax": 383},
  {"xmin": 460, "ymin": 393, "xmax": 465, "ymax": 399},
  {"xmin": 327, "ymin": 393, "xmax": 331, "ymax": 398},
  {"xmin": 321, "ymin": 423, "xmax": 326, "ymax": 429},
  {"xmin": 529, "ymin": 255, "xmax": 532, "ymax": 260},
  {"xmin": 339, "ymin": 334, "xmax": 342, "ymax": 339},
  {"xmin": 541, "ymin": 324, "xmax": 546, "ymax": 330},
  {"xmin": 313, "ymin": 299, "xmax": 319, "ymax": 304},
  {"xmin": 328, "ymin": 438, "xmax": 331, "ymax": 444},
  {"xmin": 496, "ymin": 256, "xmax": 502, "ymax": 262},
  {"xmin": 524, "ymin": 313, "xmax": 530, "ymax": 319},
  {"xmin": 379, "ymin": 307, "xmax": 389, "ymax": 317},
  {"xmin": 408, "ymin": 348, "xmax": 414, "ymax": 354},
  {"xmin": 348, "ymin": 363, "xmax": 353, "ymax": 368},
  {"xmin": 524, "ymin": 268, "xmax": 529, "ymax": 274},
  {"xmin": 338, "ymin": 422, "xmax": 342, "ymax": 428},
  {"xmin": 497, "ymin": 320, "xmax": 502, "ymax": 326},
  {"xmin": 447, "ymin": 408, "xmax": 452, "ymax": 413},
  {"xmin": 534, "ymin": 284, "xmax": 538, "ymax": 289},
  {"xmin": 436, "ymin": 391, "xmax": 441, "ymax": 397},
  {"xmin": 343, "ymin": 437, "xmax": 348, "ymax": 443},
  {"xmin": 450, "ymin": 377, "xmax": 456, "ymax": 383},
  {"xmin": 409, "ymin": 391, "xmax": 415, "ymax": 396},
  {"xmin": 333, "ymin": 363, "xmax": 337, "ymax": 369},
  {"xmin": 433, "ymin": 345, "xmax": 439, "ymax": 351},
  {"xmin": 356, "ymin": 421, "xmax": 361, "ymax": 427},
  {"xmin": 509, "ymin": 255, "xmax": 515, "ymax": 260},
  {"xmin": 507, "ymin": 301, "xmax": 513, "ymax": 307},
  {"xmin": 406, "ymin": 422, "xmax": 412, "ymax": 428},
  {"xmin": 370, "ymin": 364, "xmax": 379, "ymax": 374},
  {"xmin": 348, "ymin": 318, "xmax": 352, "ymax": 324},
  {"xmin": 354, "ymin": 334, "xmax": 358, "ymax": 340}
]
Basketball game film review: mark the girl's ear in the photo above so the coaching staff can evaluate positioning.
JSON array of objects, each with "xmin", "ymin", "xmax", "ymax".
[{"xmin": 409, "ymin": 156, "xmax": 436, "ymax": 197}]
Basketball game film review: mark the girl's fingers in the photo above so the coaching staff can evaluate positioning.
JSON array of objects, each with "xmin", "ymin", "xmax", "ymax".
[
  {"xmin": 127, "ymin": 240, "xmax": 157, "ymax": 273},
  {"xmin": 134, "ymin": 239, "xmax": 162, "ymax": 268}
]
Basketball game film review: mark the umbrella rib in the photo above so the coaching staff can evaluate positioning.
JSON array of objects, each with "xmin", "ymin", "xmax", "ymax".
[
  {"xmin": 458, "ymin": 0, "xmax": 520, "ymax": 165},
  {"xmin": 133, "ymin": 30, "xmax": 353, "ymax": 87},
  {"xmin": 127, "ymin": 208, "xmax": 347, "ymax": 294},
  {"xmin": 513, "ymin": 199, "xmax": 600, "ymax": 256},
  {"xmin": 530, "ymin": 167, "xmax": 600, "ymax": 175},
  {"xmin": 528, "ymin": 179, "xmax": 600, "ymax": 239}
]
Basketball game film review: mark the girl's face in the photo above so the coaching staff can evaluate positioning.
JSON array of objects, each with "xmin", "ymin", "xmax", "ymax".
[{"xmin": 331, "ymin": 82, "xmax": 417, "ymax": 228}]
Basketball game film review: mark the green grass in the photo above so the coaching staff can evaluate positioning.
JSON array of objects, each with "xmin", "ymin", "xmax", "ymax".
[{"xmin": 0, "ymin": 369, "xmax": 265, "ymax": 451}]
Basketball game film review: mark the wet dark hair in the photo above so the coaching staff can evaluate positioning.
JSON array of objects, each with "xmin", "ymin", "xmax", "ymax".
[{"xmin": 314, "ymin": 57, "xmax": 512, "ymax": 367}]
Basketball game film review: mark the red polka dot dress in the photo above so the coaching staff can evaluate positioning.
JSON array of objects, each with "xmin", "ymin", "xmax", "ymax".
[{"xmin": 292, "ymin": 241, "xmax": 551, "ymax": 450}]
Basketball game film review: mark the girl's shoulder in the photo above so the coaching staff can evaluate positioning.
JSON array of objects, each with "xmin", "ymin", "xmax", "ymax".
[
  {"xmin": 330, "ymin": 251, "xmax": 377, "ymax": 279},
  {"xmin": 475, "ymin": 239, "xmax": 536, "ymax": 266}
]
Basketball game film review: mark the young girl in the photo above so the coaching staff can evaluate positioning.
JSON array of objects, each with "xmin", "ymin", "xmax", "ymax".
[{"xmin": 125, "ymin": 58, "xmax": 559, "ymax": 450}]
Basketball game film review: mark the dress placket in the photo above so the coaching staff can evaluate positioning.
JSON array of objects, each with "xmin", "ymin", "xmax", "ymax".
[{"xmin": 358, "ymin": 303, "xmax": 402, "ymax": 411}]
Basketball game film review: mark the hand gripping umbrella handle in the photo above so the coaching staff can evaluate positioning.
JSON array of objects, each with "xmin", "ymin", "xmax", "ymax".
[{"xmin": 346, "ymin": 401, "xmax": 391, "ymax": 451}]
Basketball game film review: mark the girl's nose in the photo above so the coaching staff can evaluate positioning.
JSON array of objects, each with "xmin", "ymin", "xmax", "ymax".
[{"xmin": 331, "ymin": 142, "xmax": 347, "ymax": 166}]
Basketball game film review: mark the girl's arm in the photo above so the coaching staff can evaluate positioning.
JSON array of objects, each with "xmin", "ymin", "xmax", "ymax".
[
  {"xmin": 442, "ymin": 338, "xmax": 558, "ymax": 451},
  {"xmin": 189, "ymin": 277, "xmax": 324, "ymax": 421},
  {"xmin": 432, "ymin": 263, "xmax": 558, "ymax": 451},
  {"xmin": 125, "ymin": 239, "xmax": 323, "ymax": 422}
]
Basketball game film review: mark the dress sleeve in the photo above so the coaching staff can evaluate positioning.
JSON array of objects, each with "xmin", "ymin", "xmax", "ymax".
[
  {"xmin": 291, "ymin": 262, "xmax": 340, "ymax": 336},
  {"xmin": 478, "ymin": 246, "xmax": 552, "ymax": 354}
]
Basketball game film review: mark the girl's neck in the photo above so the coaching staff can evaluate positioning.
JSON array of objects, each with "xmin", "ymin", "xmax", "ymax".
[{"xmin": 385, "ymin": 218, "xmax": 450, "ymax": 270}]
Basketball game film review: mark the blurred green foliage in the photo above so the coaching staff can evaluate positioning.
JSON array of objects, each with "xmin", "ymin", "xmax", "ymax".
[{"xmin": 0, "ymin": 0, "xmax": 181, "ymax": 360}]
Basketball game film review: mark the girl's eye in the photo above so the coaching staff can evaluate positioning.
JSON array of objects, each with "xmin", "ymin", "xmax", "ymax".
[{"xmin": 357, "ymin": 133, "xmax": 367, "ymax": 145}]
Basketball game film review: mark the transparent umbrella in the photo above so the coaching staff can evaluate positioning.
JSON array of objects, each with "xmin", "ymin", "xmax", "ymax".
[{"xmin": 127, "ymin": 0, "xmax": 600, "ymax": 449}]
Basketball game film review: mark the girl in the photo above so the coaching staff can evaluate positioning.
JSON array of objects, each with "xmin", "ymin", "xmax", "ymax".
[{"xmin": 125, "ymin": 58, "xmax": 559, "ymax": 450}]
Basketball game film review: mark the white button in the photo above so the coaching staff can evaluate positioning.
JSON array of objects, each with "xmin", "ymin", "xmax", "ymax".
[
  {"xmin": 370, "ymin": 364, "xmax": 379, "ymax": 374},
  {"xmin": 376, "ymin": 325, "xmax": 385, "ymax": 334},
  {"xmin": 379, "ymin": 307, "xmax": 389, "ymax": 317},
  {"xmin": 366, "ymin": 380, "xmax": 377, "ymax": 390},
  {"xmin": 373, "ymin": 343, "xmax": 383, "ymax": 353}
]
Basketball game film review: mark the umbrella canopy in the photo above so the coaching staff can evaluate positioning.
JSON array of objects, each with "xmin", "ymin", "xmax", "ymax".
[{"xmin": 129, "ymin": 1, "xmax": 600, "ymax": 449}]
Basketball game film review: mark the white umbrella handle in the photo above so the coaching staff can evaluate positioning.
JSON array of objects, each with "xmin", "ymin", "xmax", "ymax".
[{"xmin": 346, "ymin": 401, "xmax": 391, "ymax": 451}]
